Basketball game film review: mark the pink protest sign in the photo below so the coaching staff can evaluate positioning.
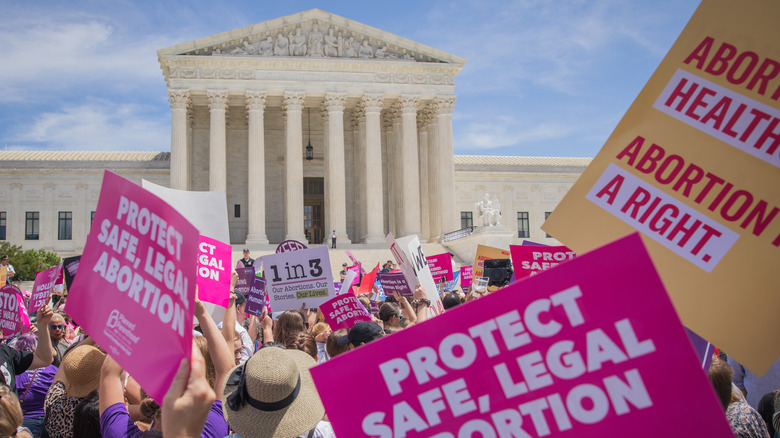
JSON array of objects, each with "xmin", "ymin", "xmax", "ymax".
[
  {"xmin": 18, "ymin": 299, "xmax": 31, "ymax": 334},
  {"xmin": 510, "ymin": 244, "xmax": 577, "ymax": 280},
  {"xmin": 376, "ymin": 272, "xmax": 413, "ymax": 297},
  {"xmin": 234, "ymin": 267, "xmax": 255, "ymax": 297},
  {"xmin": 320, "ymin": 295, "xmax": 371, "ymax": 330},
  {"xmin": 30, "ymin": 264, "xmax": 61, "ymax": 310},
  {"xmin": 67, "ymin": 170, "xmax": 198, "ymax": 403},
  {"xmin": 0, "ymin": 285, "xmax": 22, "ymax": 337},
  {"xmin": 311, "ymin": 233, "xmax": 733, "ymax": 437},
  {"xmin": 345, "ymin": 250, "xmax": 367, "ymax": 274},
  {"xmin": 426, "ymin": 253, "xmax": 454, "ymax": 282},
  {"xmin": 460, "ymin": 265, "xmax": 473, "ymax": 288},
  {"xmin": 245, "ymin": 276, "xmax": 267, "ymax": 317},
  {"xmin": 196, "ymin": 235, "xmax": 231, "ymax": 309}
]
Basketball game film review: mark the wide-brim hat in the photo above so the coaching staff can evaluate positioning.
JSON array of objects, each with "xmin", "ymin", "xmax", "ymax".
[
  {"xmin": 221, "ymin": 347, "xmax": 324, "ymax": 438},
  {"xmin": 63, "ymin": 345, "xmax": 105, "ymax": 398}
]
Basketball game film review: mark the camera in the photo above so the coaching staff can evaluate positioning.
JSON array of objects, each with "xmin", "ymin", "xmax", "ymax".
[{"xmin": 482, "ymin": 258, "xmax": 513, "ymax": 288}]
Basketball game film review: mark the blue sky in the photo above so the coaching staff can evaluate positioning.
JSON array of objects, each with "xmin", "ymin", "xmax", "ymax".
[{"xmin": 0, "ymin": 0, "xmax": 700, "ymax": 157}]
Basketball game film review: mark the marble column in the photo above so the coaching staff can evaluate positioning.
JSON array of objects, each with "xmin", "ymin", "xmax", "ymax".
[
  {"xmin": 324, "ymin": 92, "xmax": 350, "ymax": 245},
  {"xmin": 435, "ymin": 96, "xmax": 458, "ymax": 234},
  {"xmin": 399, "ymin": 95, "xmax": 421, "ymax": 236},
  {"xmin": 168, "ymin": 89, "xmax": 190, "ymax": 190},
  {"xmin": 207, "ymin": 90, "xmax": 229, "ymax": 192},
  {"xmin": 355, "ymin": 107, "xmax": 367, "ymax": 242},
  {"xmin": 284, "ymin": 91, "xmax": 306, "ymax": 241},
  {"xmin": 245, "ymin": 90, "xmax": 269, "ymax": 246},
  {"xmin": 427, "ymin": 113, "xmax": 442, "ymax": 241},
  {"xmin": 320, "ymin": 105, "xmax": 330, "ymax": 241},
  {"xmin": 362, "ymin": 93, "xmax": 385, "ymax": 244},
  {"xmin": 417, "ymin": 109, "xmax": 430, "ymax": 242}
]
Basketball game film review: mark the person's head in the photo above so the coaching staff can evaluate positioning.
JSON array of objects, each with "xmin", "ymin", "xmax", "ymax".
[
  {"xmin": 357, "ymin": 295, "xmax": 371, "ymax": 314},
  {"xmin": 235, "ymin": 291, "xmax": 247, "ymax": 324},
  {"xmin": 221, "ymin": 347, "xmax": 325, "ymax": 438},
  {"xmin": 707, "ymin": 357, "xmax": 734, "ymax": 410},
  {"xmin": 342, "ymin": 263, "xmax": 348, "ymax": 269},
  {"xmin": 50, "ymin": 313, "xmax": 66, "ymax": 341},
  {"xmin": 193, "ymin": 335, "xmax": 217, "ymax": 390},
  {"xmin": 326, "ymin": 329, "xmax": 349, "ymax": 358},
  {"xmin": 139, "ymin": 388, "xmax": 162, "ymax": 425},
  {"xmin": 442, "ymin": 293, "xmax": 462, "ymax": 310},
  {"xmin": 243, "ymin": 249, "xmax": 250, "ymax": 259},
  {"xmin": 273, "ymin": 310, "xmax": 305, "ymax": 344},
  {"xmin": 757, "ymin": 391, "xmax": 777, "ymax": 436},
  {"xmin": 62, "ymin": 345, "xmax": 105, "ymax": 398},
  {"xmin": 72, "ymin": 389, "xmax": 101, "ymax": 438},
  {"xmin": 285, "ymin": 332, "xmax": 317, "ymax": 360},
  {"xmin": 233, "ymin": 331, "xmax": 243, "ymax": 366},
  {"xmin": 12, "ymin": 332, "xmax": 38, "ymax": 352},
  {"xmin": 378, "ymin": 302, "xmax": 401, "ymax": 328},
  {"xmin": 0, "ymin": 384, "xmax": 23, "ymax": 436},
  {"xmin": 310, "ymin": 322, "xmax": 329, "ymax": 338},
  {"xmin": 0, "ymin": 256, "xmax": 7, "ymax": 266},
  {"xmin": 336, "ymin": 321, "xmax": 384, "ymax": 350}
]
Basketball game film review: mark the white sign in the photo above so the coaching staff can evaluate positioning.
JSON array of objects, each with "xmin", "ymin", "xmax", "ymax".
[
  {"xmin": 263, "ymin": 246, "xmax": 335, "ymax": 312},
  {"xmin": 393, "ymin": 234, "xmax": 445, "ymax": 317}
]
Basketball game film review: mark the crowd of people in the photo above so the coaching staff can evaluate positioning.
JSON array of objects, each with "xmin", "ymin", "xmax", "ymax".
[{"xmin": 0, "ymin": 252, "xmax": 778, "ymax": 437}]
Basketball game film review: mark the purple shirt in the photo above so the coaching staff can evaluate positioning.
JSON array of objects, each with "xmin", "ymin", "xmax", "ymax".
[
  {"xmin": 100, "ymin": 401, "xmax": 228, "ymax": 438},
  {"xmin": 14, "ymin": 364, "xmax": 57, "ymax": 417}
]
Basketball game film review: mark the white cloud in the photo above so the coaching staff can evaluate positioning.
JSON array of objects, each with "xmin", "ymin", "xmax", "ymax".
[
  {"xmin": 8, "ymin": 100, "xmax": 169, "ymax": 151},
  {"xmin": 459, "ymin": 119, "xmax": 572, "ymax": 149}
]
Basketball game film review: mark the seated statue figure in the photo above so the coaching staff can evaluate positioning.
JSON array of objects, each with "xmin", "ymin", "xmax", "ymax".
[
  {"xmin": 258, "ymin": 36, "xmax": 274, "ymax": 56},
  {"xmin": 307, "ymin": 23, "xmax": 324, "ymax": 56},
  {"xmin": 290, "ymin": 27, "xmax": 307, "ymax": 56},
  {"xmin": 475, "ymin": 193, "xmax": 500, "ymax": 227}
]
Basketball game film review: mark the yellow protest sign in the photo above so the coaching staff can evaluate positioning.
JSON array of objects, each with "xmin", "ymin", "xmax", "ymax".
[
  {"xmin": 472, "ymin": 245, "xmax": 511, "ymax": 291},
  {"xmin": 0, "ymin": 267, "xmax": 6, "ymax": 285},
  {"xmin": 544, "ymin": 0, "xmax": 780, "ymax": 374}
]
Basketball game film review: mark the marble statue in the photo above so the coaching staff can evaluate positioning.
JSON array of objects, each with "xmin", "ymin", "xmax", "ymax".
[
  {"xmin": 274, "ymin": 33, "xmax": 289, "ymax": 56},
  {"xmin": 337, "ymin": 32, "xmax": 345, "ymax": 57},
  {"xmin": 475, "ymin": 194, "xmax": 501, "ymax": 227},
  {"xmin": 258, "ymin": 36, "xmax": 274, "ymax": 56},
  {"xmin": 290, "ymin": 27, "xmax": 307, "ymax": 56},
  {"xmin": 231, "ymin": 41, "xmax": 256, "ymax": 55},
  {"xmin": 307, "ymin": 23, "xmax": 324, "ymax": 56},
  {"xmin": 358, "ymin": 39, "xmax": 374, "ymax": 58},
  {"xmin": 345, "ymin": 36, "xmax": 358, "ymax": 58},
  {"xmin": 324, "ymin": 27, "xmax": 339, "ymax": 57}
]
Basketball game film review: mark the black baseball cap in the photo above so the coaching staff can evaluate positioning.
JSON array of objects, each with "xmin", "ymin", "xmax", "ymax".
[
  {"xmin": 234, "ymin": 291, "xmax": 247, "ymax": 305},
  {"xmin": 336, "ymin": 321, "xmax": 383, "ymax": 347}
]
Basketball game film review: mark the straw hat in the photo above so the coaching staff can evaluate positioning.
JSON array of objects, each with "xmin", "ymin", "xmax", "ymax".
[
  {"xmin": 62, "ymin": 345, "xmax": 105, "ymax": 398},
  {"xmin": 221, "ymin": 347, "xmax": 324, "ymax": 438}
]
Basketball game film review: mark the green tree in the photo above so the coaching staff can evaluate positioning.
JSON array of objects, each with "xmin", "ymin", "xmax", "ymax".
[{"xmin": 0, "ymin": 242, "xmax": 61, "ymax": 282}]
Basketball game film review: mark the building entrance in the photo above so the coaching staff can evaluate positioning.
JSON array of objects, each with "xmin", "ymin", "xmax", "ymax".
[{"xmin": 303, "ymin": 177, "xmax": 324, "ymax": 244}]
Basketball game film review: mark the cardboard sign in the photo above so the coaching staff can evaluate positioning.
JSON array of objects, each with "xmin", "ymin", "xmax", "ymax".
[
  {"xmin": 460, "ymin": 266, "xmax": 473, "ymax": 288},
  {"xmin": 542, "ymin": 0, "xmax": 780, "ymax": 374},
  {"xmin": 320, "ymin": 295, "xmax": 371, "ymax": 330},
  {"xmin": 245, "ymin": 276, "xmax": 267, "ymax": 317},
  {"xmin": 263, "ymin": 246, "xmax": 335, "ymax": 312},
  {"xmin": 510, "ymin": 245, "xmax": 577, "ymax": 280},
  {"xmin": 68, "ymin": 170, "xmax": 198, "ymax": 403},
  {"xmin": 195, "ymin": 236, "xmax": 231, "ymax": 309},
  {"xmin": 62, "ymin": 255, "xmax": 80, "ymax": 291},
  {"xmin": 377, "ymin": 272, "xmax": 414, "ymax": 297},
  {"xmin": 426, "ymin": 253, "xmax": 454, "ymax": 282},
  {"xmin": 396, "ymin": 235, "xmax": 445, "ymax": 317},
  {"xmin": 0, "ymin": 267, "xmax": 6, "ymax": 286},
  {"xmin": 472, "ymin": 244, "xmax": 511, "ymax": 279},
  {"xmin": 0, "ymin": 285, "xmax": 22, "ymax": 337},
  {"xmin": 234, "ymin": 267, "xmax": 255, "ymax": 297},
  {"xmin": 275, "ymin": 240, "xmax": 308, "ymax": 253},
  {"xmin": 30, "ymin": 264, "xmax": 61, "ymax": 310},
  {"xmin": 311, "ymin": 234, "xmax": 733, "ymax": 437}
]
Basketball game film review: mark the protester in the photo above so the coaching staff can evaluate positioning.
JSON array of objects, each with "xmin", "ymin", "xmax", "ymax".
[
  {"xmin": 728, "ymin": 356, "xmax": 780, "ymax": 409},
  {"xmin": 161, "ymin": 349, "xmax": 216, "ymax": 438},
  {"xmin": 335, "ymin": 321, "xmax": 384, "ymax": 351},
  {"xmin": 756, "ymin": 391, "xmax": 776, "ymax": 437},
  {"xmin": 1, "ymin": 255, "xmax": 15, "ymax": 284},
  {"xmin": 273, "ymin": 310, "xmax": 305, "ymax": 345},
  {"xmin": 49, "ymin": 313, "xmax": 69, "ymax": 367},
  {"xmin": 217, "ymin": 273, "xmax": 254, "ymax": 364},
  {"xmin": 325, "ymin": 329, "xmax": 349, "ymax": 359},
  {"xmin": 0, "ymin": 383, "xmax": 32, "ymax": 438},
  {"xmin": 72, "ymin": 389, "xmax": 101, "ymax": 438},
  {"xmin": 310, "ymin": 322, "xmax": 331, "ymax": 363},
  {"xmin": 339, "ymin": 263, "xmax": 347, "ymax": 281},
  {"xmin": 285, "ymin": 332, "xmax": 317, "ymax": 361},
  {"xmin": 0, "ymin": 305, "xmax": 54, "ymax": 393},
  {"xmin": 12, "ymin": 333, "xmax": 57, "ymax": 438},
  {"xmin": 708, "ymin": 357, "xmax": 770, "ymax": 437},
  {"xmin": 378, "ymin": 302, "xmax": 404, "ymax": 333},
  {"xmin": 44, "ymin": 344, "xmax": 105, "ymax": 438},
  {"xmin": 442, "ymin": 292, "xmax": 462, "ymax": 310},
  {"xmin": 221, "ymin": 346, "xmax": 335, "ymax": 437}
]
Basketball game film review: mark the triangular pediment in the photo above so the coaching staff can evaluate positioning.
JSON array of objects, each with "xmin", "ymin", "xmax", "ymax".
[{"xmin": 157, "ymin": 9, "xmax": 465, "ymax": 65}]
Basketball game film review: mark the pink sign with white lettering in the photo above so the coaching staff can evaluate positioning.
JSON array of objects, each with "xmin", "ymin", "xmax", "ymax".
[
  {"xmin": 0, "ymin": 285, "xmax": 22, "ymax": 337},
  {"xmin": 426, "ymin": 253, "xmax": 454, "ymax": 282},
  {"xmin": 311, "ymin": 233, "xmax": 732, "ymax": 437},
  {"xmin": 196, "ymin": 235, "xmax": 231, "ymax": 308},
  {"xmin": 320, "ymin": 295, "xmax": 371, "ymax": 330},
  {"xmin": 510, "ymin": 245, "xmax": 577, "ymax": 280},
  {"xmin": 67, "ymin": 170, "xmax": 198, "ymax": 403},
  {"xmin": 30, "ymin": 264, "xmax": 61, "ymax": 310}
]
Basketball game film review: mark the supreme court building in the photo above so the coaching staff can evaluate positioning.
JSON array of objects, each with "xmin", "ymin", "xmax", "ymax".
[{"xmin": 0, "ymin": 10, "xmax": 589, "ymax": 254}]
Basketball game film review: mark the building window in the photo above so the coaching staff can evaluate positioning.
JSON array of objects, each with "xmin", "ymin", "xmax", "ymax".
[
  {"xmin": 25, "ymin": 212, "xmax": 39, "ymax": 240},
  {"xmin": 58, "ymin": 211, "xmax": 73, "ymax": 240},
  {"xmin": 460, "ymin": 212, "xmax": 473, "ymax": 229},
  {"xmin": 545, "ymin": 212, "xmax": 552, "ymax": 238},
  {"xmin": 0, "ymin": 212, "xmax": 5, "ymax": 240},
  {"xmin": 234, "ymin": 204, "xmax": 241, "ymax": 218},
  {"xmin": 517, "ymin": 212, "xmax": 529, "ymax": 238}
]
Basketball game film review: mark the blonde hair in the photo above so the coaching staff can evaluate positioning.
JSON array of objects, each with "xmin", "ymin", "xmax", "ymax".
[
  {"xmin": 0, "ymin": 384, "xmax": 23, "ymax": 436},
  {"xmin": 310, "ymin": 322, "xmax": 330, "ymax": 337}
]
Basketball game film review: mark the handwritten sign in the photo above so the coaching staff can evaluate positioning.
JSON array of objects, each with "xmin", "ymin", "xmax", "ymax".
[
  {"xmin": 245, "ymin": 276, "xmax": 267, "ymax": 317},
  {"xmin": 30, "ymin": 264, "xmax": 61, "ymax": 310},
  {"xmin": 321, "ymin": 295, "xmax": 371, "ymax": 330},
  {"xmin": 68, "ymin": 170, "xmax": 198, "ymax": 403},
  {"xmin": 510, "ymin": 245, "xmax": 577, "ymax": 280},
  {"xmin": 376, "ymin": 272, "xmax": 413, "ymax": 297},
  {"xmin": 396, "ymin": 235, "xmax": 445, "ymax": 317},
  {"xmin": 263, "ymin": 246, "xmax": 335, "ymax": 312},
  {"xmin": 311, "ymin": 233, "xmax": 733, "ymax": 437},
  {"xmin": 0, "ymin": 285, "xmax": 21, "ymax": 337},
  {"xmin": 426, "ymin": 253, "xmax": 454, "ymax": 282}
]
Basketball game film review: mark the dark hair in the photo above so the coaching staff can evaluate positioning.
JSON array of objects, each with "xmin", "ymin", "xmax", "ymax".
[
  {"xmin": 140, "ymin": 388, "xmax": 161, "ymax": 421},
  {"xmin": 707, "ymin": 357, "xmax": 733, "ymax": 410},
  {"xmin": 757, "ymin": 391, "xmax": 777, "ymax": 436},
  {"xmin": 442, "ymin": 293, "xmax": 461, "ymax": 310},
  {"xmin": 285, "ymin": 332, "xmax": 317, "ymax": 360},
  {"xmin": 326, "ymin": 329, "xmax": 349, "ymax": 358},
  {"xmin": 378, "ymin": 302, "xmax": 400, "ymax": 323},
  {"xmin": 72, "ymin": 390, "xmax": 101, "ymax": 438}
]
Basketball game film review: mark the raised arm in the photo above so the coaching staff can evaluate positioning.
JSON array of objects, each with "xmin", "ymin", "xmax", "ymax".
[
  {"xmin": 29, "ymin": 305, "xmax": 54, "ymax": 369},
  {"xmin": 99, "ymin": 354, "xmax": 125, "ymax": 415},
  {"xmin": 220, "ymin": 272, "xmax": 239, "ymax": 346},
  {"xmin": 194, "ymin": 294, "xmax": 234, "ymax": 390}
]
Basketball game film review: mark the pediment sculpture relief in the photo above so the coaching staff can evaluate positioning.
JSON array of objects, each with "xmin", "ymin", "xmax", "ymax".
[{"xmin": 186, "ymin": 21, "xmax": 441, "ymax": 63}]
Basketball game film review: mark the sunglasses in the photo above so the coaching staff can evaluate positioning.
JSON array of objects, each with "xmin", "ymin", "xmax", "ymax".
[{"xmin": 49, "ymin": 324, "xmax": 65, "ymax": 330}]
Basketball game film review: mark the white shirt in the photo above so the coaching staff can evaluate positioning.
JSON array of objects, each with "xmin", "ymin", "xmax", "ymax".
[{"xmin": 217, "ymin": 320, "xmax": 254, "ymax": 363}]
